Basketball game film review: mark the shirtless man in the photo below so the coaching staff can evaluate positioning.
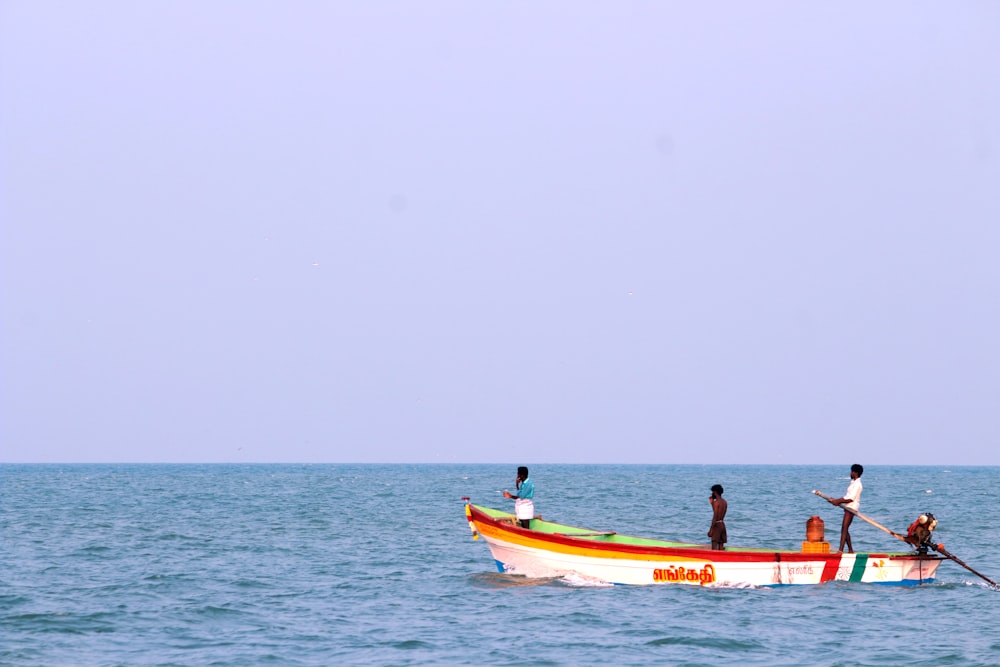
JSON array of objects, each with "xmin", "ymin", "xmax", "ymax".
[{"xmin": 708, "ymin": 484, "xmax": 727, "ymax": 550}]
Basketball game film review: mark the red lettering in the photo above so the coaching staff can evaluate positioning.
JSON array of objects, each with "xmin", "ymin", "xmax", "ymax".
[{"xmin": 653, "ymin": 565, "xmax": 717, "ymax": 585}]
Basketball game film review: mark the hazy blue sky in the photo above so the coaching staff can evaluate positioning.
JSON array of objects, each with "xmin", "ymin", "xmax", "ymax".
[{"xmin": 2, "ymin": 3, "xmax": 998, "ymax": 464}]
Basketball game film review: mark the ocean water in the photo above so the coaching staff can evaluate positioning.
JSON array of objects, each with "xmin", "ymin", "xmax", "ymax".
[{"xmin": 2, "ymin": 463, "xmax": 998, "ymax": 666}]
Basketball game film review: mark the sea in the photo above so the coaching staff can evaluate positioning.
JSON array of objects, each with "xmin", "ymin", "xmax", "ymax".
[{"xmin": 2, "ymin": 464, "xmax": 998, "ymax": 667}]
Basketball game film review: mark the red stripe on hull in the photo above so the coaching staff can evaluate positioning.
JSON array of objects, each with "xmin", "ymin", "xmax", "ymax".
[{"xmin": 820, "ymin": 555, "xmax": 841, "ymax": 582}]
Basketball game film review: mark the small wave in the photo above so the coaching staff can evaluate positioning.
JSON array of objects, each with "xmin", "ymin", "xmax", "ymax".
[
  {"xmin": 4, "ymin": 612, "xmax": 117, "ymax": 635},
  {"xmin": 559, "ymin": 572, "xmax": 613, "ymax": 588},
  {"xmin": 230, "ymin": 578, "xmax": 271, "ymax": 589},
  {"xmin": 193, "ymin": 605, "xmax": 248, "ymax": 618},
  {"xmin": 646, "ymin": 636, "xmax": 765, "ymax": 651},
  {"xmin": 153, "ymin": 532, "xmax": 201, "ymax": 542},
  {"xmin": 141, "ymin": 573, "xmax": 196, "ymax": 583},
  {"xmin": 704, "ymin": 580, "xmax": 764, "ymax": 590},
  {"xmin": 386, "ymin": 639, "xmax": 435, "ymax": 650},
  {"xmin": 75, "ymin": 545, "xmax": 112, "ymax": 554}
]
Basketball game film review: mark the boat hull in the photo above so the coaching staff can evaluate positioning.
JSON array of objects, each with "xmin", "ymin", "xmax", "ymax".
[{"xmin": 466, "ymin": 503, "xmax": 942, "ymax": 586}]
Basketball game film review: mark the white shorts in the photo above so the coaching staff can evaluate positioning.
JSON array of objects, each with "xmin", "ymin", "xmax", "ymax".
[{"xmin": 515, "ymin": 498, "xmax": 534, "ymax": 521}]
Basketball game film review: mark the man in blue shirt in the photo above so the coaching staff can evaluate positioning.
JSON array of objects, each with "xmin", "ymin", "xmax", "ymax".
[{"xmin": 503, "ymin": 466, "xmax": 535, "ymax": 528}]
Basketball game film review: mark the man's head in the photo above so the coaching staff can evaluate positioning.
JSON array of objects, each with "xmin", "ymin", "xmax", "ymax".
[
  {"xmin": 711, "ymin": 484, "xmax": 724, "ymax": 497},
  {"xmin": 517, "ymin": 466, "xmax": 529, "ymax": 481},
  {"xmin": 851, "ymin": 463, "xmax": 864, "ymax": 477}
]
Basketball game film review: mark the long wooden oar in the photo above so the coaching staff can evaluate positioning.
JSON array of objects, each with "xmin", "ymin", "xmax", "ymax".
[
  {"xmin": 813, "ymin": 490, "xmax": 998, "ymax": 588},
  {"xmin": 812, "ymin": 490, "xmax": 908, "ymax": 542},
  {"xmin": 933, "ymin": 544, "xmax": 998, "ymax": 588}
]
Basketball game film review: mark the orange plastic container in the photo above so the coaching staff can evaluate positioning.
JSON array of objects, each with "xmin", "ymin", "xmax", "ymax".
[{"xmin": 806, "ymin": 515, "xmax": 825, "ymax": 542}]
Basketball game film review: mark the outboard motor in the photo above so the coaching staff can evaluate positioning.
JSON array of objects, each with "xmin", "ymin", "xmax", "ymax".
[{"xmin": 906, "ymin": 513, "xmax": 938, "ymax": 553}]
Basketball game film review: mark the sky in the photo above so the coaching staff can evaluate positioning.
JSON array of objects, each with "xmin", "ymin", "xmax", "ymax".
[{"xmin": 2, "ymin": 2, "xmax": 998, "ymax": 465}]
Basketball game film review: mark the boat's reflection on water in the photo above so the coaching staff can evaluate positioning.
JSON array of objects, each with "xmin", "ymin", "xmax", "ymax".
[
  {"xmin": 468, "ymin": 571, "xmax": 613, "ymax": 588},
  {"xmin": 468, "ymin": 572, "xmax": 566, "ymax": 589}
]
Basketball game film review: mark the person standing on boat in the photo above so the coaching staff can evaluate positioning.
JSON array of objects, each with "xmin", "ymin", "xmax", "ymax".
[
  {"xmin": 503, "ymin": 466, "xmax": 534, "ymax": 529},
  {"xmin": 708, "ymin": 484, "xmax": 727, "ymax": 550},
  {"xmin": 827, "ymin": 463, "xmax": 864, "ymax": 553}
]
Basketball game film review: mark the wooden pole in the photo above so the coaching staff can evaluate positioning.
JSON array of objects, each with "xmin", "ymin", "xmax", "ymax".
[
  {"xmin": 811, "ymin": 490, "xmax": 908, "ymax": 542},
  {"xmin": 933, "ymin": 545, "xmax": 999, "ymax": 588}
]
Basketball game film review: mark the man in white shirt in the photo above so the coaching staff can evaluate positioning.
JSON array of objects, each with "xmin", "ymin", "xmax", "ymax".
[{"xmin": 828, "ymin": 464, "xmax": 864, "ymax": 553}]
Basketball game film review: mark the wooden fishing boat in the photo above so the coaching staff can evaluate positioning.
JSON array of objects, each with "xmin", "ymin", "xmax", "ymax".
[{"xmin": 464, "ymin": 502, "xmax": 944, "ymax": 586}]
